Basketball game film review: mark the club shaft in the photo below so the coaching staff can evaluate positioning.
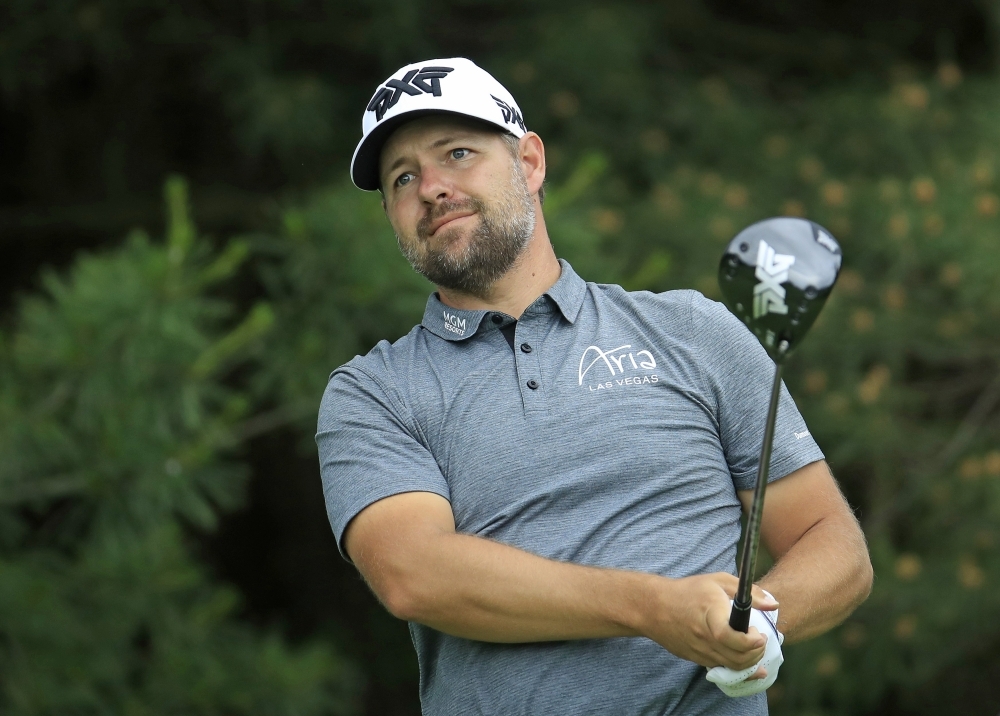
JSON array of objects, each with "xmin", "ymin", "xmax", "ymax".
[{"xmin": 729, "ymin": 361, "xmax": 784, "ymax": 633}]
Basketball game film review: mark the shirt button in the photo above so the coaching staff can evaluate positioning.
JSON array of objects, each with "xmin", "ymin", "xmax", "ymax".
[
  {"xmin": 491, "ymin": 314, "xmax": 503, "ymax": 324},
  {"xmin": 526, "ymin": 379, "xmax": 539, "ymax": 390},
  {"xmin": 520, "ymin": 343, "xmax": 532, "ymax": 353}
]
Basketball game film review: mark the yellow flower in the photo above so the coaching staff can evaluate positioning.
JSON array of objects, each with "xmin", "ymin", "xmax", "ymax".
[
  {"xmin": 698, "ymin": 172, "xmax": 723, "ymax": 196},
  {"xmin": 923, "ymin": 213, "xmax": 944, "ymax": 235},
  {"xmin": 894, "ymin": 615, "xmax": 918, "ymax": 640},
  {"xmin": 937, "ymin": 63, "xmax": 963, "ymax": 89},
  {"xmin": 815, "ymin": 653, "xmax": 841, "ymax": 676},
  {"xmin": 959, "ymin": 457, "xmax": 982, "ymax": 481},
  {"xmin": 888, "ymin": 213, "xmax": 910, "ymax": 239},
  {"xmin": 976, "ymin": 193, "xmax": 999, "ymax": 217},
  {"xmin": 804, "ymin": 370, "xmax": 828, "ymax": 395},
  {"xmin": 958, "ymin": 558, "xmax": 985, "ymax": 589},
  {"xmin": 591, "ymin": 208, "xmax": 623, "ymax": 234},
  {"xmin": 850, "ymin": 308, "xmax": 875, "ymax": 335},
  {"xmin": 821, "ymin": 180, "xmax": 848, "ymax": 207},
  {"xmin": 723, "ymin": 185, "xmax": 748, "ymax": 209},
  {"xmin": 911, "ymin": 177, "xmax": 937, "ymax": 203},
  {"xmin": 799, "ymin": 157, "xmax": 823, "ymax": 183},
  {"xmin": 939, "ymin": 263, "xmax": 963, "ymax": 286},
  {"xmin": 882, "ymin": 285, "xmax": 906, "ymax": 310},
  {"xmin": 549, "ymin": 91, "xmax": 579, "ymax": 118},
  {"xmin": 838, "ymin": 269, "xmax": 864, "ymax": 295},
  {"xmin": 895, "ymin": 82, "xmax": 929, "ymax": 110},
  {"xmin": 781, "ymin": 200, "xmax": 806, "ymax": 217},
  {"xmin": 857, "ymin": 364, "xmax": 890, "ymax": 403},
  {"xmin": 985, "ymin": 451, "xmax": 1000, "ymax": 477},
  {"xmin": 895, "ymin": 554, "xmax": 922, "ymax": 580}
]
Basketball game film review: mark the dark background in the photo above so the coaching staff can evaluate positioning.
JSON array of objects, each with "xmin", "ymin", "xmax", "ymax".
[{"xmin": 3, "ymin": 2, "xmax": 1000, "ymax": 714}]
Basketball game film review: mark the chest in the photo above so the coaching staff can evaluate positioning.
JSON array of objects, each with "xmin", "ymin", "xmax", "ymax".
[{"xmin": 406, "ymin": 319, "xmax": 736, "ymax": 550}]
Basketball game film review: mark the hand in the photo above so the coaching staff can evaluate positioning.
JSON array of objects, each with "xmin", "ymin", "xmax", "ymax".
[
  {"xmin": 706, "ymin": 602, "xmax": 784, "ymax": 697},
  {"xmin": 639, "ymin": 573, "xmax": 778, "ymax": 672}
]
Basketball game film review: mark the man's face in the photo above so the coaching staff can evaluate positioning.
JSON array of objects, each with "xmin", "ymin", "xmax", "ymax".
[{"xmin": 379, "ymin": 116, "xmax": 536, "ymax": 298}]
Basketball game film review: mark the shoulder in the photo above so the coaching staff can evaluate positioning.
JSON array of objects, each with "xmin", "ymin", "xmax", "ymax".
[
  {"xmin": 589, "ymin": 282, "xmax": 701, "ymax": 306},
  {"xmin": 331, "ymin": 323, "xmax": 429, "ymax": 383},
  {"xmin": 586, "ymin": 283, "xmax": 732, "ymax": 334},
  {"xmin": 685, "ymin": 290, "xmax": 738, "ymax": 323},
  {"xmin": 320, "ymin": 325, "xmax": 429, "ymax": 425},
  {"xmin": 588, "ymin": 283, "xmax": 703, "ymax": 317}
]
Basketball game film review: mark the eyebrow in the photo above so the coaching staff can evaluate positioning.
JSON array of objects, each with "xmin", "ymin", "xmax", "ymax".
[{"xmin": 382, "ymin": 134, "xmax": 467, "ymax": 179}]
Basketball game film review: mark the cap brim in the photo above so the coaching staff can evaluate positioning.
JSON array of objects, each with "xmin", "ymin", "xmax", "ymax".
[{"xmin": 350, "ymin": 109, "xmax": 513, "ymax": 191}]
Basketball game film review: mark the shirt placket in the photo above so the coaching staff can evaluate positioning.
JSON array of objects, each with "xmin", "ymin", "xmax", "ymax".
[{"xmin": 513, "ymin": 313, "xmax": 545, "ymax": 414}]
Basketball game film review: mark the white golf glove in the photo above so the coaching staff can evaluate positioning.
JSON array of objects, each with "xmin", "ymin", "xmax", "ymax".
[{"xmin": 705, "ymin": 601, "xmax": 784, "ymax": 698}]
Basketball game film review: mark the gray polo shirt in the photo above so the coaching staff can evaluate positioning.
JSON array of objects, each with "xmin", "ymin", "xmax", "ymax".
[{"xmin": 317, "ymin": 260, "xmax": 823, "ymax": 716}]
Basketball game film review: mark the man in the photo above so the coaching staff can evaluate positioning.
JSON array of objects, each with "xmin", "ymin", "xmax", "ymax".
[{"xmin": 317, "ymin": 57, "xmax": 872, "ymax": 715}]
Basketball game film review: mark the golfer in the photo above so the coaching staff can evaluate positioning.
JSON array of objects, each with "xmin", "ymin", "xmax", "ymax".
[{"xmin": 317, "ymin": 57, "xmax": 872, "ymax": 715}]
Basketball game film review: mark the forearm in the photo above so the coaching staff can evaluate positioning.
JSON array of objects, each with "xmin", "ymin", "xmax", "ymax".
[
  {"xmin": 758, "ymin": 514, "xmax": 873, "ymax": 643},
  {"xmin": 348, "ymin": 492, "xmax": 774, "ymax": 671},
  {"xmin": 380, "ymin": 530, "xmax": 655, "ymax": 642}
]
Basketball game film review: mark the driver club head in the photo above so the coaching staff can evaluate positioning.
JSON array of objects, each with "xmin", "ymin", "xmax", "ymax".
[{"xmin": 718, "ymin": 217, "xmax": 843, "ymax": 362}]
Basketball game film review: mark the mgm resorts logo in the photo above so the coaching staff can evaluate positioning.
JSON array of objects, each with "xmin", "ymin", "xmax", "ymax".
[
  {"xmin": 367, "ymin": 66, "xmax": 454, "ymax": 121},
  {"xmin": 443, "ymin": 310, "xmax": 466, "ymax": 337},
  {"xmin": 753, "ymin": 240, "xmax": 796, "ymax": 319}
]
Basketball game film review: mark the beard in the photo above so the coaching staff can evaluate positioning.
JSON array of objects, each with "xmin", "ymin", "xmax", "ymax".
[{"xmin": 395, "ymin": 163, "xmax": 536, "ymax": 298}]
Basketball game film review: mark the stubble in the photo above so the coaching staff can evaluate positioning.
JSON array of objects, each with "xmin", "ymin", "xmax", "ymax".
[{"xmin": 396, "ymin": 161, "xmax": 536, "ymax": 298}]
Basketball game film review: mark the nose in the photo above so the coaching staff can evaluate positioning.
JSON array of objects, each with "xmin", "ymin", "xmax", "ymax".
[{"xmin": 417, "ymin": 163, "xmax": 453, "ymax": 205}]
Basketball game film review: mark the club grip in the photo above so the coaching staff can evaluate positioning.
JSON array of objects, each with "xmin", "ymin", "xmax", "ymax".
[{"xmin": 729, "ymin": 600, "xmax": 752, "ymax": 633}]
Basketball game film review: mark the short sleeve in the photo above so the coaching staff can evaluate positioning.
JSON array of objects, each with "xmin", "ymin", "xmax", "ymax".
[
  {"xmin": 316, "ymin": 365, "xmax": 451, "ymax": 559},
  {"xmin": 689, "ymin": 294, "xmax": 825, "ymax": 491}
]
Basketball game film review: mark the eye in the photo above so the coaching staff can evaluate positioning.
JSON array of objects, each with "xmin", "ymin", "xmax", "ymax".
[
  {"xmin": 450, "ymin": 148, "xmax": 470, "ymax": 160},
  {"xmin": 395, "ymin": 172, "xmax": 415, "ymax": 188}
]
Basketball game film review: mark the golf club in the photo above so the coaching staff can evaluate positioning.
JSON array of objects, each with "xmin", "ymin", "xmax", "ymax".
[{"xmin": 717, "ymin": 217, "xmax": 843, "ymax": 633}]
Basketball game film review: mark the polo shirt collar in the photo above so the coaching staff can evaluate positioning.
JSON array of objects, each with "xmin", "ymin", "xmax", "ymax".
[
  {"xmin": 421, "ymin": 296, "xmax": 490, "ymax": 342},
  {"xmin": 544, "ymin": 259, "xmax": 587, "ymax": 324},
  {"xmin": 420, "ymin": 259, "xmax": 587, "ymax": 341}
]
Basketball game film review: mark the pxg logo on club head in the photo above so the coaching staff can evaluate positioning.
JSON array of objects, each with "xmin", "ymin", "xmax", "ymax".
[
  {"xmin": 718, "ymin": 217, "xmax": 843, "ymax": 363},
  {"xmin": 753, "ymin": 241, "xmax": 796, "ymax": 319}
]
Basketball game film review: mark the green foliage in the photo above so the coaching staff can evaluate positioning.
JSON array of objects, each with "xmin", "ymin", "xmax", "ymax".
[
  {"xmin": 254, "ymin": 187, "xmax": 431, "ymax": 424},
  {"xmin": 3, "ymin": 0, "xmax": 1000, "ymax": 713},
  {"xmin": 251, "ymin": 71, "xmax": 1000, "ymax": 714},
  {"xmin": 1, "ymin": 0, "xmax": 993, "ymax": 204},
  {"xmin": 0, "ymin": 179, "xmax": 357, "ymax": 714}
]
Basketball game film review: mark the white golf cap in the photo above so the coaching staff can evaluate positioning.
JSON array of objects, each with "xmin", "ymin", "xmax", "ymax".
[{"xmin": 350, "ymin": 57, "xmax": 527, "ymax": 191}]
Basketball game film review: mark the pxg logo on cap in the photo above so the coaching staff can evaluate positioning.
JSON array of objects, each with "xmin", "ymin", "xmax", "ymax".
[
  {"xmin": 367, "ymin": 66, "xmax": 455, "ymax": 121},
  {"xmin": 351, "ymin": 57, "xmax": 528, "ymax": 191}
]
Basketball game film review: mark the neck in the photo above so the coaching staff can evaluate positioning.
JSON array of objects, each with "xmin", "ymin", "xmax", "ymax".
[{"xmin": 436, "ymin": 206, "xmax": 561, "ymax": 319}]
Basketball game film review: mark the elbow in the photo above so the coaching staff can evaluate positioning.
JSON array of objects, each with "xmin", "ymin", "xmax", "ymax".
[
  {"xmin": 857, "ymin": 553, "xmax": 875, "ymax": 603},
  {"xmin": 843, "ymin": 516, "xmax": 874, "ymax": 608},
  {"xmin": 379, "ymin": 578, "xmax": 425, "ymax": 622},
  {"xmin": 844, "ymin": 543, "xmax": 874, "ymax": 612},
  {"xmin": 375, "ymin": 563, "xmax": 440, "ymax": 622}
]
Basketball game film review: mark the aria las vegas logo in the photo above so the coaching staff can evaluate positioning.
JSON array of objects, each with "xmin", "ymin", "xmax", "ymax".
[
  {"xmin": 753, "ymin": 240, "xmax": 796, "ymax": 319},
  {"xmin": 443, "ymin": 311, "xmax": 466, "ymax": 336},
  {"xmin": 579, "ymin": 344, "xmax": 658, "ymax": 392}
]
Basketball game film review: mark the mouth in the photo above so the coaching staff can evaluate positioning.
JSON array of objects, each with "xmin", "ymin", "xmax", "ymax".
[{"xmin": 428, "ymin": 211, "xmax": 476, "ymax": 237}]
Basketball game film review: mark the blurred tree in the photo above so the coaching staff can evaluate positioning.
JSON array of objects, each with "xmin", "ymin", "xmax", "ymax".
[
  {"xmin": 3, "ymin": 1, "xmax": 1000, "ymax": 715},
  {"xmin": 0, "ymin": 0, "xmax": 996, "ymax": 304},
  {"xmin": 0, "ymin": 177, "xmax": 357, "ymax": 714},
  {"xmin": 247, "ymin": 70, "xmax": 1000, "ymax": 715}
]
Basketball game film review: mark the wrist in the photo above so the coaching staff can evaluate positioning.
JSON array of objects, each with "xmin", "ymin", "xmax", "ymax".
[{"xmin": 619, "ymin": 571, "xmax": 672, "ymax": 638}]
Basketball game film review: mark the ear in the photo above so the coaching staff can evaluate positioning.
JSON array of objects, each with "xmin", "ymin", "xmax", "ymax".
[{"xmin": 517, "ymin": 132, "xmax": 546, "ymax": 197}]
